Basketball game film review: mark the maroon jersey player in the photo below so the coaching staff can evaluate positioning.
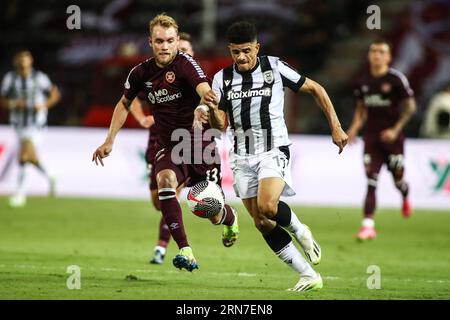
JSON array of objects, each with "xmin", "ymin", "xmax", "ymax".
[
  {"xmin": 129, "ymin": 32, "xmax": 199, "ymax": 265},
  {"xmin": 92, "ymin": 14, "xmax": 238, "ymax": 272},
  {"xmin": 347, "ymin": 40, "xmax": 417, "ymax": 241}
]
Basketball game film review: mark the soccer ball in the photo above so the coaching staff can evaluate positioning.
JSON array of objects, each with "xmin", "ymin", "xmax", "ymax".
[{"xmin": 187, "ymin": 181, "xmax": 225, "ymax": 218}]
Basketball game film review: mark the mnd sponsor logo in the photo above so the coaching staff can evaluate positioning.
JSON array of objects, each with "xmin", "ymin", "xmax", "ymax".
[
  {"xmin": 364, "ymin": 94, "xmax": 391, "ymax": 107},
  {"xmin": 226, "ymin": 87, "xmax": 272, "ymax": 100},
  {"xmin": 150, "ymin": 88, "xmax": 182, "ymax": 104}
]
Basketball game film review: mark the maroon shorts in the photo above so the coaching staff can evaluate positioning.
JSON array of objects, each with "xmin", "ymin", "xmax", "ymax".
[
  {"xmin": 153, "ymin": 145, "xmax": 222, "ymax": 189},
  {"xmin": 363, "ymin": 134, "xmax": 405, "ymax": 173}
]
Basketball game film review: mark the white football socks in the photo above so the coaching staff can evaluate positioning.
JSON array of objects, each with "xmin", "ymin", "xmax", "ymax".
[
  {"xmin": 16, "ymin": 165, "xmax": 26, "ymax": 197},
  {"xmin": 154, "ymin": 246, "xmax": 167, "ymax": 255},
  {"xmin": 285, "ymin": 210, "xmax": 307, "ymax": 239},
  {"xmin": 362, "ymin": 218, "xmax": 375, "ymax": 228},
  {"xmin": 276, "ymin": 241, "xmax": 317, "ymax": 278}
]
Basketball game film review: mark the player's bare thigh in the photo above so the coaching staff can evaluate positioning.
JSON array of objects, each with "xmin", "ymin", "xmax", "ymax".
[
  {"xmin": 242, "ymin": 177, "xmax": 284, "ymax": 235},
  {"xmin": 19, "ymin": 139, "xmax": 38, "ymax": 164},
  {"xmin": 257, "ymin": 177, "xmax": 285, "ymax": 217}
]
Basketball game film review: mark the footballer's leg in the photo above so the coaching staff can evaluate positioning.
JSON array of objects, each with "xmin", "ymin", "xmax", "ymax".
[
  {"xmin": 202, "ymin": 164, "xmax": 239, "ymax": 247},
  {"xmin": 149, "ymin": 181, "xmax": 185, "ymax": 264},
  {"xmin": 156, "ymin": 154, "xmax": 197, "ymax": 271},
  {"xmin": 25, "ymin": 139, "xmax": 55, "ymax": 196},
  {"xmin": 357, "ymin": 149, "xmax": 383, "ymax": 240},
  {"xmin": 256, "ymin": 147, "xmax": 321, "ymax": 264},
  {"xmin": 387, "ymin": 139, "xmax": 411, "ymax": 218},
  {"xmin": 258, "ymin": 178, "xmax": 321, "ymax": 265},
  {"xmin": 9, "ymin": 139, "xmax": 28, "ymax": 207},
  {"xmin": 244, "ymin": 193, "xmax": 322, "ymax": 292},
  {"xmin": 149, "ymin": 163, "xmax": 170, "ymax": 265}
]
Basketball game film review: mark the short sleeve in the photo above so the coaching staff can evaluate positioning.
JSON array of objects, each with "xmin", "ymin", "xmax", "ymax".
[
  {"xmin": 0, "ymin": 72, "xmax": 13, "ymax": 97},
  {"xmin": 395, "ymin": 72, "xmax": 414, "ymax": 99},
  {"xmin": 212, "ymin": 72, "xmax": 225, "ymax": 111},
  {"xmin": 277, "ymin": 59, "xmax": 305, "ymax": 92},
  {"xmin": 123, "ymin": 65, "xmax": 144, "ymax": 101},
  {"xmin": 37, "ymin": 72, "xmax": 52, "ymax": 95},
  {"xmin": 179, "ymin": 53, "xmax": 209, "ymax": 89}
]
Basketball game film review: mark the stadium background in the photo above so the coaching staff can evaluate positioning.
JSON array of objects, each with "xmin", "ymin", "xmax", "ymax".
[{"xmin": 0, "ymin": 0, "xmax": 450, "ymax": 300}]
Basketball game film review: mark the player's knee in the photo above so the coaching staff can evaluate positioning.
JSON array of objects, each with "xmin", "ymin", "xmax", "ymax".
[
  {"xmin": 156, "ymin": 170, "xmax": 177, "ymax": 189},
  {"xmin": 257, "ymin": 200, "xmax": 278, "ymax": 218},
  {"xmin": 391, "ymin": 167, "xmax": 404, "ymax": 181}
]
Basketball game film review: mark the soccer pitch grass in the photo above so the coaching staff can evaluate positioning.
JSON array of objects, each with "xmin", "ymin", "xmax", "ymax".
[{"xmin": 0, "ymin": 197, "xmax": 449, "ymax": 300}]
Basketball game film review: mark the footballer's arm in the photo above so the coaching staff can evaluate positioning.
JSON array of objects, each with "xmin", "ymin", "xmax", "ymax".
[
  {"xmin": 300, "ymin": 77, "xmax": 348, "ymax": 153},
  {"xmin": 346, "ymin": 100, "xmax": 367, "ymax": 144},
  {"xmin": 43, "ymin": 85, "xmax": 61, "ymax": 110},
  {"xmin": 130, "ymin": 98, "xmax": 154, "ymax": 129},
  {"xmin": 195, "ymin": 82, "xmax": 227, "ymax": 131},
  {"xmin": 380, "ymin": 97, "xmax": 416, "ymax": 143},
  {"xmin": 92, "ymin": 95, "xmax": 131, "ymax": 166}
]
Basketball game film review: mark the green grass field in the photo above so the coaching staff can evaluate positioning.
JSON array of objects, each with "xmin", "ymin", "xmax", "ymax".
[{"xmin": 0, "ymin": 196, "xmax": 449, "ymax": 300}]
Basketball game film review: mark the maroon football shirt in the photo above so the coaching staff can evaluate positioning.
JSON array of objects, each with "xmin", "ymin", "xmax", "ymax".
[
  {"xmin": 124, "ymin": 51, "xmax": 209, "ymax": 148},
  {"xmin": 353, "ymin": 68, "xmax": 414, "ymax": 139}
]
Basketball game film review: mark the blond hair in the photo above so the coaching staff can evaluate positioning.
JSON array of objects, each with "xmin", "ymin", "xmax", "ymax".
[{"xmin": 149, "ymin": 14, "xmax": 178, "ymax": 36}]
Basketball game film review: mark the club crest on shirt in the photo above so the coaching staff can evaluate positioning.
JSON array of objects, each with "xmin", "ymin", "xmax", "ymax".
[
  {"xmin": 381, "ymin": 82, "xmax": 392, "ymax": 94},
  {"xmin": 263, "ymin": 70, "xmax": 274, "ymax": 84},
  {"xmin": 165, "ymin": 71, "xmax": 176, "ymax": 83}
]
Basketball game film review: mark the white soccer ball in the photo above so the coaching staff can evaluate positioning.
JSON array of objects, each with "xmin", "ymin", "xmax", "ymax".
[{"xmin": 187, "ymin": 181, "xmax": 225, "ymax": 218}]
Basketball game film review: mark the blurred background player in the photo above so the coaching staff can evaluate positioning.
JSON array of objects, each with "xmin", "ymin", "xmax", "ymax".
[
  {"xmin": 202, "ymin": 21, "xmax": 348, "ymax": 291},
  {"xmin": 347, "ymin": 40, "xmax": 417, "ymax": 241},
  {"xmin": 0, "ymin": 50, "xmax": 60, "ymax": 207},
  {"xmin": 130, "ymin": 32, "xmax": 196, "ymax": 265},
  {"xmin": 93, "ymin": 14, "xmax": 238, "ymax": 272}
]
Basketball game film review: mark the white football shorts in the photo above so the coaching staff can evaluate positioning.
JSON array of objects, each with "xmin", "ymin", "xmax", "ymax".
[
  {"xmin": 229, "ymin": 146, "xmax": 296, "ymax": 199},
  {"xmin": 14, "ymin": 126, "xmax": 44, "ymax": 145}
]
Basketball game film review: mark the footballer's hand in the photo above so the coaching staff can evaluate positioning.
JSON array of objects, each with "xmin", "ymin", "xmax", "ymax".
[
  {"xmin": 92, "ymin": 142, "xmax": 113, "ymax": 166},
  {"xmin": 193, "ymin": 104, "xmax": 209, "ymax": 129},
  {"xmin": 345, "ymin": 128, "xmax": 359, "ymax": 145},
  {"xmin": 139, "ymin": 115, "xmax": 155, "ymax": 129},
  {"xmin": 332, "ymin": 127, "xmax": 348, "ymax": 154},
  {"xmin": 380, "ymin": 128, "xmax": 398, "ymax": 144},
  {"xmin": 203, "ymin": 90, "xmax": 218, "ymax": 107}
]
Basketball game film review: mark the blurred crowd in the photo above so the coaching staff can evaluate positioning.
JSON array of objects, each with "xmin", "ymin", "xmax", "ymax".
[{"xmin": 0, "ymin": 0, "xmax": 449, "ymax": 138}]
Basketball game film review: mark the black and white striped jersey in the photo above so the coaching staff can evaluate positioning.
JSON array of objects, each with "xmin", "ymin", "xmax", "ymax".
[
  {"xmin": 0, "ymin": 70, "xmax": 53, "ymax": 129},
  {"xmin": 212, "ymin": 55, "xmax": 305, "ymax": 155}
]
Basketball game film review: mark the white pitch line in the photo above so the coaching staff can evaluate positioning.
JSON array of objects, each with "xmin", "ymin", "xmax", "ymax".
[{"xmin": 1, "ymin": 264, "xmax": 450, "ymax": 284}]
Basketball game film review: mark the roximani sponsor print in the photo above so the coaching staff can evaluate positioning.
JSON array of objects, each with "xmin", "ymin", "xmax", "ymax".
[{"xmin": 226, "ymin": 87, "xmax": 272, "ymax": 100}]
